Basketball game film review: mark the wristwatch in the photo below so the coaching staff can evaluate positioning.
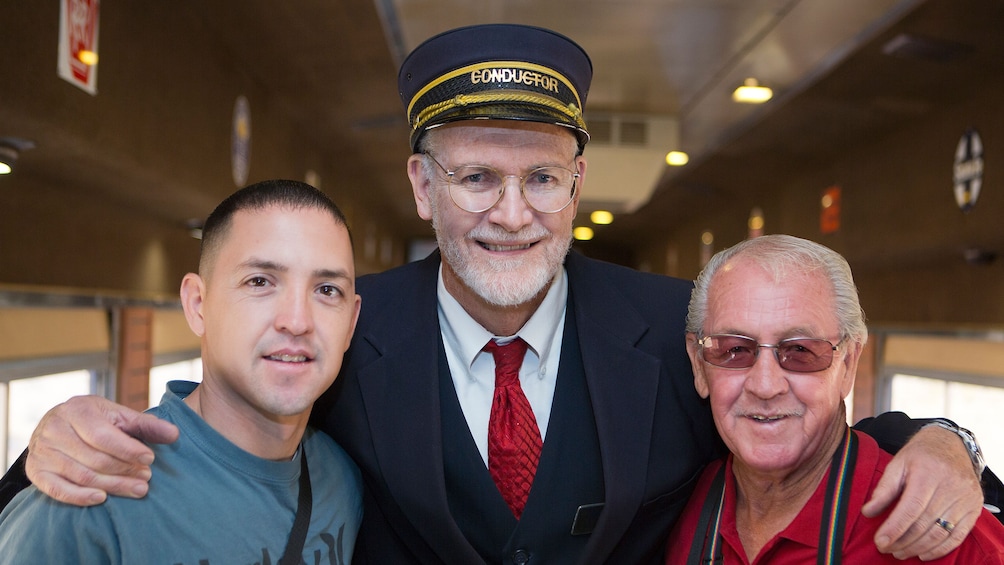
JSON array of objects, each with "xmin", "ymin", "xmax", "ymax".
[{"xmin": 926, "ymin": 419, "xmax": 986, "ymax": 477}]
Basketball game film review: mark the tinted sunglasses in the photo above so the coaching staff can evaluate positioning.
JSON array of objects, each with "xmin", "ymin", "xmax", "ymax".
[{"xmin": 697, "ymin": 334, "xmax": 841, "ymax": 373}]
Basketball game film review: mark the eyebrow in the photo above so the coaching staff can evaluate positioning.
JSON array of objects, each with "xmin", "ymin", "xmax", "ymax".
[
  {"xmin": 467, "ymin": 161, "xmax": 574, "ymax": 172},
  {"xmin": 713, "ymin": 326, "xmax": 823, "ymax": 340},
  {"xmin": 314, "ymin": 268, "xmax": 353, "ymax": 282},
  {"xmin": 240, "ymin": 259, "xmax": 353, "ymax": 281}
]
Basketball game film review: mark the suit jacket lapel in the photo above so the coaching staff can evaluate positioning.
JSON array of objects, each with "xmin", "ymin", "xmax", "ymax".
[
  {"xmin": 565, "ymin": 253, "xmax": 662, "ymax": 561},
  {"xmin": 354, "ymin": 253, "xmax": 483, "ymax": 562}
]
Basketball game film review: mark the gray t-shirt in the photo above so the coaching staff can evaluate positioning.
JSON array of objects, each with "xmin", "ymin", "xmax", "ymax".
[{"xmin": 0, "ymin": 380, "xmax": 362, "ymax": 564}]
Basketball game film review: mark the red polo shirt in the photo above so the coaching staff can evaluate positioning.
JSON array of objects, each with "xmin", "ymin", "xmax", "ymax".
[{"xmin": 666, "ymin": 430, "xmax": 1004, "ymax": 564}]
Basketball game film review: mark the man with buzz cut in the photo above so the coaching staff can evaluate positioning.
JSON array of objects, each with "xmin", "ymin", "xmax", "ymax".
[{"xmin": 0, "ymin": 180, "xmax": 363, "ymax": 564}]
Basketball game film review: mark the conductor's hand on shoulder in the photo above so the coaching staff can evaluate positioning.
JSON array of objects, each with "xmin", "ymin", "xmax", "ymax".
[
  {"xmin": 25, "ymin": 395, "xmax": 178, "ymax": 506},
  {"xmin": 863, "ymin": 424, "xmax": 985, "ymax": 560}
]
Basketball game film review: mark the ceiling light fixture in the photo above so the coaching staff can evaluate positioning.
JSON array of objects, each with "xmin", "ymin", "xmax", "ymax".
[
  {"xmin": 0, "ymin": 146, "xmax": 16, "ymax": 175},
  {"xmin": 186, "ymin": 218, "xmax": 205, "ymax": 239},
  {"xmin": 732, "ymin": 78, "xmax": 773, "ymax": 104},
  {"xmin": 0, "ymin": 138, "xmax": 34, "ymax": 176},
  {"xmin": 590, "ymin": 210, "xmax": 614, "ymax": 225},
  {"xmin": 573, "ymin": 226, "xmax": 594, "ymax": 241},
  {"xmin": 665, "ymin": 151, "xmax": 689, "ymax": 166}
]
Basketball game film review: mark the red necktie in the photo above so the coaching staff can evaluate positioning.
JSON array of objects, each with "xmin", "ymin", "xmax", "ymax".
[{"xmin": 485, "ymin": 338, "xmax": 541, "ymax": 519}]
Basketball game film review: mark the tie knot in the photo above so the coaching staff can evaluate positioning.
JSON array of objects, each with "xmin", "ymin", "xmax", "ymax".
[{"xmin": 484, "ymin": 338, "xmax": 528, "ymax": 387}]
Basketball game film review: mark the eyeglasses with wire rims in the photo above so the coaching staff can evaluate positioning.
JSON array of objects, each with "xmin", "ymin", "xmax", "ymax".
[
  {"xmin": 425, "ymin": 152, "xmax": 579, "ymax": 214},
  {"xmin": 697, "ymin": 334, "xmax": 843, "ymax": 373}
]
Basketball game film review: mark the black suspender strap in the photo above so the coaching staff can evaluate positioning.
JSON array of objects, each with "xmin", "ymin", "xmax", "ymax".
[
  {"xmin": 280, "ymin": 444, "xmax": 312, "ymax": 565},
  {"xmin": 687, "ymin": 463, "xmax": 727, "ymax": 565},
  {"xmin": 685, "ymin": 427, "xmax": 859, "ymax": 565}
]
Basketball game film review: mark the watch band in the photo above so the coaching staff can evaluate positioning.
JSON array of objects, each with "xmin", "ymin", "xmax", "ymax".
[{"xmin": 926, "ymin": 419, "xmax": 986, "ymax": 477}]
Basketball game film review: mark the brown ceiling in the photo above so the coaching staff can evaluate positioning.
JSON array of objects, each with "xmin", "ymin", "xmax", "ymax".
[
  {"xmin": 2, "ymin": 0, "xmax": 1001, "ymax": 266},
  {"xmin": 615, "ymin": 0, "xmax": 1004, "ymax": 246}
]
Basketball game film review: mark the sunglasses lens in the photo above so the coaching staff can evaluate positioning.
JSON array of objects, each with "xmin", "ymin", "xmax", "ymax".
[
  {"xmin": 701, "ymin": 335, "xmax": 759, "ymax": 368},
  {"xmin": 777, "ymin": 339, "xmax": 835, "ymax": 372}
]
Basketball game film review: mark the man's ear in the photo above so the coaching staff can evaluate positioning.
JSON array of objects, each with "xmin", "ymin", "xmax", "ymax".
[
  {"xmin": 179, "ymin": 273, "xmax": 207, "ymax": 337},
  {"xmin": 686, "ymin": 333, "xmax": 711, "ymax": 399},
  {"xmin": 407, "ymin": 154, "xmax": 434, "ymax": 221},
  {"xmin": 343, "ymin": 295, "xmax": 362, "ymax": 352},
  {"xmin": 839, "ymin": 340, "xmax": 864, "ymax": 400},
  {"xmin": 567, "ymin": 155, "xmax": 587, "ymax": 215},
  {"xmin": 573, "ymin": 155, "xmax": 587, "ymax": 191}
]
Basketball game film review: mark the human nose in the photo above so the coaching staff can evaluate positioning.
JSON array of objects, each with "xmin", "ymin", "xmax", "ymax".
[
  {"xmin": 274, "ymin": 289, "xmax": 314, "ymax": 336},
  {"xmin": 743, "ymin": 346, "xmax": 790, "ymax": 398},
  {"xmin": 486, "ymin": 175, "xmax": 534, "ymax": 231}
]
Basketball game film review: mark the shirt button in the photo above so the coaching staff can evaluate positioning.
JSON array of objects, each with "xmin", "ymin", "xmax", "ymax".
[{"xmin": 512, "ymin": 549, "xmax": 531, "ymax": 564}]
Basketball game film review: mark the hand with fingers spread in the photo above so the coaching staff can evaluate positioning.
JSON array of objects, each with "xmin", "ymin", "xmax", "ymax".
[
  {"xmin": 863, "ymin": 424, "xmax": 985, "ymax": 560},
  {"xmin": 25, "ymin": 395, "xmax": 179, "ymax": 506}
]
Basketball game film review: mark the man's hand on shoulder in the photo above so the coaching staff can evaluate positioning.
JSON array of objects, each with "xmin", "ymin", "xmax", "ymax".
[
  {"xmin": 26, "ymin": 395, "xmax": 179, "ymax": 506},
  {"xmin": 863, "ymin": 424, "xmax": 984, "ymax": 560}
]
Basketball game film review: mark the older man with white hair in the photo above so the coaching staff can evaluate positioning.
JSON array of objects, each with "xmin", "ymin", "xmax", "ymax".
[{"xmin": 667, "ymin": 235, "xmax": 1004, "ymax": 564}]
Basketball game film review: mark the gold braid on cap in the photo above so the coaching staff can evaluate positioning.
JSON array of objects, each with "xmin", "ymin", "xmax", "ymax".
[
  {"xmin": 413, "ymin": 91, "xmax": 584, "ymax": 136},
  {"xmin": 407, "ymin": 61, "xmax": 586, "ymax": 138}
]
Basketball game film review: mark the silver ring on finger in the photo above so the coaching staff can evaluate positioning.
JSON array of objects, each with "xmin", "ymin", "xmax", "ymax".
[{"xmin": 934, "ymin": 517, "xmax": 955, "ymax": 533}]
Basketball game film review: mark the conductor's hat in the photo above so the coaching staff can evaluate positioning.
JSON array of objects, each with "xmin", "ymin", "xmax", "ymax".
[{"xmin": 398, "ymin": 24, "xmax": 592, "ymax": 153}]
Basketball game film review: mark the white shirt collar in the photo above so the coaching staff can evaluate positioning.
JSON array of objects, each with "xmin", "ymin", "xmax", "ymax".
[{"xmin": 437, "ymin": 265, "xmax": 567, "ymax": 379}]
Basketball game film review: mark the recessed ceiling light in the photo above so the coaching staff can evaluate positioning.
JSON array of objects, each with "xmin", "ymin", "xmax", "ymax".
[
  {"xmin": 665, "ymin": 151, "xmax": 689, "ymax": 166},
  {"xmin": 0, "ymin": 137, "xmax": 36, "ymax": 176},
  {"xmin": 733, "ymin": 78, "xmax": 773, "ymax": 104},
  {"xmin": 590, "ymin": 210, "xmax": 613, "ymax": 225}
]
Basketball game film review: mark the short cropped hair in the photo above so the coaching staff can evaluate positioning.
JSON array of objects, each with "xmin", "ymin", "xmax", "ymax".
[
  {"xmin": 199, "ymin": 179, "xmax": 350, "ymax": 277},
  {"xmin": 686, "ymin": 234, "xmax": 868, "ymax": 346}
]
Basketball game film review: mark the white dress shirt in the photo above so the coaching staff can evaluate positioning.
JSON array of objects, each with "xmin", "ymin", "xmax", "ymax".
[{"xmin": 438, "ymin": 266, "xmax": 567, "ymax": 466}]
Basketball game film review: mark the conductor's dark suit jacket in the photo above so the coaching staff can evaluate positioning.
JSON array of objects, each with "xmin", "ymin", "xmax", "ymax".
[{"xmin": 313, "ymin": 251, "xmax": 723, "ymax": 564}]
